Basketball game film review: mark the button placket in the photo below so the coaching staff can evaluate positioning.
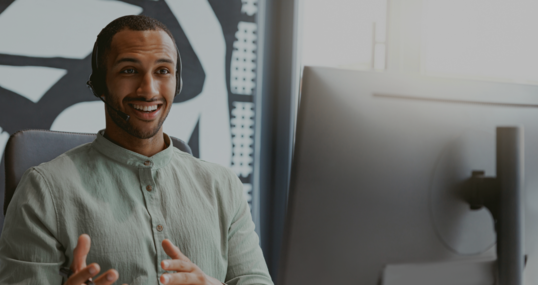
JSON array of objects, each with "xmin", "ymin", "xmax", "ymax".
[
  {"xmin": 139, "ymin": 164, "xmax": 168, "ymax": 278},
  {"xmin": 140, "ymin": 163, "xmax": 155, "ymax": 196}
]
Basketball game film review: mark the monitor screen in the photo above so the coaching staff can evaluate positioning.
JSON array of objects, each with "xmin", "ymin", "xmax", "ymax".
[{"xmin": 279, "ymin": 66, "xmax": 538, "ymax": 285}]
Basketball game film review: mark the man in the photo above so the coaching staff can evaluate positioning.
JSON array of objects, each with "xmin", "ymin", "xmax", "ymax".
[{"xmin": 0, "ymin": 15, "xmax": 273, "ymax": 285}]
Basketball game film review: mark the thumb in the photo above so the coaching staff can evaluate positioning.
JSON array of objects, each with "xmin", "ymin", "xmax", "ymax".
[{"xmin": 71, "ymin": 234, "xmax": 91, "ymax": 272}]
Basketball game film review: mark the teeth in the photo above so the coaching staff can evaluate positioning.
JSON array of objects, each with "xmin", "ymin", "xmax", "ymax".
[{"xmin": 133, "ymin": 104, "xmax": 158, "ymax": 111}]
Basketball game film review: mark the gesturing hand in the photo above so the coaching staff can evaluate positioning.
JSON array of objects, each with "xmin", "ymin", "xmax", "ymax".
[
  {"xmin": 160, "ymin": 239, "xmax": 222, "ymax": 285},
  {"xmin": 63, "ymin": 234, "xmax": 120, "ymax": 285}
]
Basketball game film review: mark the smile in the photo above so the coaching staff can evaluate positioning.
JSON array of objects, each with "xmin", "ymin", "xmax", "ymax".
[
  {"xmin": 132, "ymin": 104, "xmax": 159, "ymax": 112},
  {"xmin": 128, "ymin": 103, "xmax": 163, "ymax": 120}
]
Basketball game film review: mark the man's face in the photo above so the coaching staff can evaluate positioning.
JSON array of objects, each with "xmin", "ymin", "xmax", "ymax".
[{"xmin": 104, "ymin": 29, "xmax": 177, "ymax": 139}]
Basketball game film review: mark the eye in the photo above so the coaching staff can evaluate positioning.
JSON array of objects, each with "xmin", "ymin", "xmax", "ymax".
[
  {"xmin": 121, "ymin": 68, "xmax": 136, "ymax": 74},
  {"xmin": 156, "ymin": 68, "xmax": 171, "ymax": 74}
]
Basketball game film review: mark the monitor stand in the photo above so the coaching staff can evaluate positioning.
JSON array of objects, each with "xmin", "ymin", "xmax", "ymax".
[{"xmin": 429, "ymin": 127, "xmax": 523, "ymax": 285}]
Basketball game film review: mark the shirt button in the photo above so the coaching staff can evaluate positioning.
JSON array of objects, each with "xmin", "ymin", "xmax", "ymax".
[
  {"xmin": 156, "ymin": 225, "xmax": 164, "ymax": 232},
  {"xmin": 146, "ymin": 185, "xmax": 153, "ymax": 192},
  {"xmin": 144, "ymin": 160, "xmax": 152, "ymax": 166}
]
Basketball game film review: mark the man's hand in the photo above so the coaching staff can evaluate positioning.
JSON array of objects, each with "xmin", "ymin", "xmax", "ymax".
[
  {"xmin": 63, "ymin": 234, "xmax": 120, "ymax": 285},
  {"xmin": 160, "ymin": 239, "xmax": 222, "ymax": 285}
]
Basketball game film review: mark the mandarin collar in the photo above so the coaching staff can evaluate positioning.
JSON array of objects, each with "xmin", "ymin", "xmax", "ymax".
[{"xmin": 91, "ymin": 130, "xmax": 174, "ymax": 169}]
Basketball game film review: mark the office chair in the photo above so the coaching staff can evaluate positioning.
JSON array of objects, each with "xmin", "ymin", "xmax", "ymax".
[{"xmin": 3, "ymin": 129, "xmax": 192, "ymax": 215}]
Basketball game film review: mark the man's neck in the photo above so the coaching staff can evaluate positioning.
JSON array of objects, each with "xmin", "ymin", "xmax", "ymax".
[{"xmin": 103, "ymin": 128, "xmax": 167, "ymax": 157}]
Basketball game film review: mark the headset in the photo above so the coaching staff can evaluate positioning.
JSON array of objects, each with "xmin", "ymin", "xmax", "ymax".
[{"xmin": 86, "ymin": 40, "xmax": 183, "ymax": 122}]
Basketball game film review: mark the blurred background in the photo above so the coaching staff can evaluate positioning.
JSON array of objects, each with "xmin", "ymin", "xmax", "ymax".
[{"xmin": 1, "ymin": 0, "xmax": 537, "ymax": 281}]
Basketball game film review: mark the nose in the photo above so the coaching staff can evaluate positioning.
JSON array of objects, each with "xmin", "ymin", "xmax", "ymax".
[{"xmin": 136, "ymin": 72, "xmax": 159, "ymax": 99}]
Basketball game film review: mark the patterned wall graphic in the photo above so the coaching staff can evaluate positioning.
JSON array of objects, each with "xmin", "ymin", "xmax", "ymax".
[
  {"xmin": 231, "ymin": 21, "xmax": 257, "ymax": 95},
  {"xmin": 231, "ymin": 102, "xmax": 255, "ymax": 205},
  {"xmin": 0, "ymin": 0, "xmax": 259, "ymax": 233}
]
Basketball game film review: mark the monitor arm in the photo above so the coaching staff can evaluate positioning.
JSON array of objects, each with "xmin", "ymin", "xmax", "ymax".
[{"xmin": 466, "ymin": 171, "xmax": 499, "ymax": 228}]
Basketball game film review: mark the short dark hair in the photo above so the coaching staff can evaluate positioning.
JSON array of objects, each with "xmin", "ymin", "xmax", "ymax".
[
  {"xmin": 95, "ymin": 15, "xmax": 176, "ymax": 70},
  {"xmin": 89, "ymin": 15, "xmax": 179, "ymax": 96}
]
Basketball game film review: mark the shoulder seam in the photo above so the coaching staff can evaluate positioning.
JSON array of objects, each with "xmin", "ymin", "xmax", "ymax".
[
  {"xmin": 43, "ymin": 142, "xmax": 93, "ymax": 166},
  {"xmin": 32, "ymin": 167, "xmax": 60, "ymax": 238}
]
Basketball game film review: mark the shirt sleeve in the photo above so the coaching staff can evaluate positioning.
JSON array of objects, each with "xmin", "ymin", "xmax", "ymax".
[
  {"xmin": 0, "ymin": 168, "xmax": 65, "ymax": 285},
  {"xmin": 224, "ymin": 172, "xmax": 274, "ymax": 285}
]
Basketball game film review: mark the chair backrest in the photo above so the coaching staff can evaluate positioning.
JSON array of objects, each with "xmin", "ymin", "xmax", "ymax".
[{"xmin": 4, "ymin": 129, "xmax": 192, "ymax": 215}]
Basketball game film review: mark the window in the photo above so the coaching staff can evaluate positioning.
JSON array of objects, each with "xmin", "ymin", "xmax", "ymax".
[
  {"xmin": 300, "ymin": 0, "xmax": 388, "ymax": 71},
  {"xmin": 422, "ymin": 0, "xmax": 538, "ymax": 84}
]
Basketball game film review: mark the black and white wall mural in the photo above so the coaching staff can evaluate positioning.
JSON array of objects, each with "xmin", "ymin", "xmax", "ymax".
[{"xmin": 0, "ymin": 0, "xmax": 260, "ymax": 233}]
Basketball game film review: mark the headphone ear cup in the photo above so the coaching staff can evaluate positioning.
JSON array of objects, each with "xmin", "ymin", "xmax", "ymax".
[
  {"xmin": 87, "ymin": 73, "xmax": 102, "ymax": 98},
  {"xmin": 175, "ymin": 48, "xmax": 182, "ymax": 96},
  {"xmin": 88, "ymin": 41, "xmax": 103, "ymax": 98},
  {"xmin": 175, "ymin": 68, "xmax": 182, "ymax": 96},
  {"xmin": 90, "ymin": 72, "xmax": 106, "ymax": 98},
  {"xmin": 87, "ymin": 80, "xmax": 98, "ymax": 97}
]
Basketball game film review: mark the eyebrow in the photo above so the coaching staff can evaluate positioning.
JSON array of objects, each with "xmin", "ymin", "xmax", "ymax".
[{"xmin": 113, "ymin": 57, "xmax": 175, "ymax": 66}]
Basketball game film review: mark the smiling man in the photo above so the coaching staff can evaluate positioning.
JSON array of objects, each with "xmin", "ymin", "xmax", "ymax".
[{"xmin": 0, "ymin": 15, "xmax": 273, "ymax": 285}]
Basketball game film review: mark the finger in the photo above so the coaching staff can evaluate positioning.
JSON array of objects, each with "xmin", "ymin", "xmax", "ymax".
[
  {"xmin": 65, "ymin": 263, "xmax": 100, "ymax": 285},
  {"xmin": 71, "ymin": 234, "xmax": 91, "ymax": 272},
  {"xmin": 161, "ymin": 259, "xmax": 196, "ymax": 272},
  {"xmin": 161, "ymin": 272, "xmax": 205, "ymax": 285},
  {"xmin": 93, "ymin": 269, "xmax": 119, "ymax": 285},
  {"xmin": 162, "ymin": 239, "xmax": 189, "ymax": 261}
]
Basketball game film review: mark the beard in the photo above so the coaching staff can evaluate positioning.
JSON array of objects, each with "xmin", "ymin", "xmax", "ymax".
[{"xmin": 105, "ymin": 92, "xmax": 169, "ymax": 139}]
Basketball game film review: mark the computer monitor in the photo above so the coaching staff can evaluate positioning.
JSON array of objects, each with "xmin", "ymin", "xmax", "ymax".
[{"xmin": 279, "ymin": 66, "xmax": 538, "ymax": 285}]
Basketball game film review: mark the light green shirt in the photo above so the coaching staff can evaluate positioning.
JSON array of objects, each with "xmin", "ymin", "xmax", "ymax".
[{"xmin": 0, "ymin": 131, "xmax": 272, "ymax": 285}]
